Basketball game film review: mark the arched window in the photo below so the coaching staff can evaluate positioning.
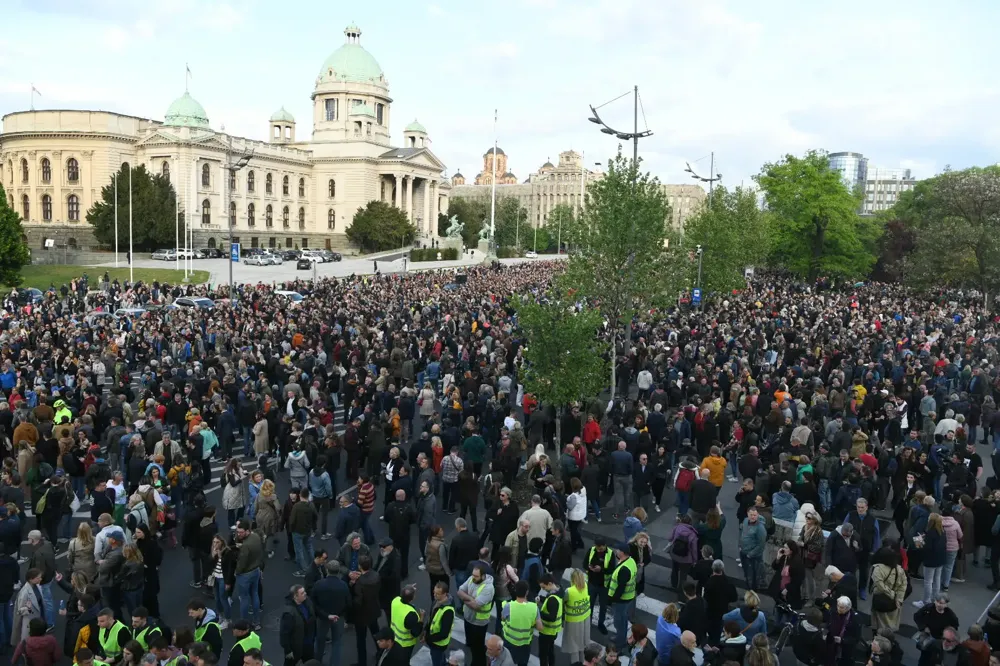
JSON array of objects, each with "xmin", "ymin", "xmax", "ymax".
[
  {"xmin": 282, "ymin": 206, "xmax": 289, "ymax": 228},
  {"xmin": 202, "ymin": 199, "xmax": 211, "ymax": 225},
  {"xmin": 328, "ymin": 209, "xmax": 336, "ymax": 230},
  {"xmin": 229, "ymin": 201, "xmax": 236, "ymax": 227},
  {"xmin": 67, "ymin": 238, "xmax": 78, "ymax": 249},
  {"xmin": 265, "ymin": 204, "xmax": 273, "ymax": 227},
  {"xmin": 247, "ymin": 203, "xmax": 255, "ymax": 226},
  {"xmin": 247, "ymin": 170, "xmax": 255, "ymax": 193},
  {"xmin": 282, "ymin": 175, "xmax": 289, "ymax": 196},
  {"xmin": 20, "ymin": 159, "xmax": 28, "ymax": 184},
  {"xmin": 42, "ymin": 194, "xmax": 52, "ymax": 221},
  {"xmin": 298, "ymin": 178, "xmax": 305, "ymax": 198},
  {"xmin": 328, "ymin": 179, "xmax": 335, "ymax": 198},
  {"xmin": 68, "ymin": 195, "xmax": 80, "ymax": 221},
  {"xmin": 265, "ymin": 173, "xmax": 273, "ymax": 195},
  {"xmin": 201, "ymin": 164, "xmax": 210, "ymax": 188},
  {"xmin": 21, "ymin": 195, "xmax": 29, "ymax": 219},
  {"xmin": 207, "ymin": 237, "xmax": 217, "ymax": 249},
  {"xmin": 162, "ymin": 161, "xmax": 170, "ymax": 179},
  {"xmin": 41, "ymin": 158, "xmax": 51, "ymax": 184},
  {"xmin": 67, "ymin": 158, "xmax": 79, "ymax": 182},
  {"xmin": 298, "ymin": 207, "xmax": 305, "ymax": 229}
]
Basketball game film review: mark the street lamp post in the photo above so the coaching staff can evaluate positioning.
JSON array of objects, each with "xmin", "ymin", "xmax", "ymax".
[
  {"xmin": 225, "ymin": 136, "xmax": 254, "ymax": 302},
  {"xmin": 587, "ymin": 85, "xmax": 653, "ymax": 370},
  {"xmin": 684, "ymin": 152, "xmax": 723, "ymax": 204}
]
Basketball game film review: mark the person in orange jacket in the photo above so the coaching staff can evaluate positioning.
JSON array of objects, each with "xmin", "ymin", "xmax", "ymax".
[{"xmin": 700, "ymin": 445, "xmax": 728, "ymax": 488}]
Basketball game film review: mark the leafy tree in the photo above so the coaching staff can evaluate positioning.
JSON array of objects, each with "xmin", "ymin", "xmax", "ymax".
[
  {"xmin": 437, "ymin": 212, "xmax": 450, "ymax": 236},
  {"xmin": 514, "ymin": 291, "xmax": 608, "ymax": 443},
  {"xmin": 754, "ymin": 150, "xmax": 879, "ymax": 281},
  {"xmin": 0, "ymin": 184, "xmax": 30, "ymax": 286},
  {"xmin": 561, "ymin": 151, "xmax": 683, "ymax": 396},
  {"xmin": 529, "ymin": 226, "xmax": 554, "ymax": 253},
  {"xmin": 493, "ymin": 196, "xmax": 530, "ymax": 249},
  {"xmin": 87, "ymin": 164, "xmax": 183, "ymax": 251},
  {"xmin": 347, "ymin": 200, "xmax": 416, "ymax": 252},
  {"xmin": 546, "ymin": 204, "xmax": 578, "ymax": 251},
  {"xmin": 682, "ymin": 186, "xmax": 770, "ymax": 294},
  {"xmin": 445, "ymin": 196, "xmax": 488, "ymax": 247},
  {"xmin": 870, "ymin": 215, "xmax": 916, "ymax": 282},
  {"xmin": 892, "ymin": 166, "xmax": 1000, "ymax": 306}
]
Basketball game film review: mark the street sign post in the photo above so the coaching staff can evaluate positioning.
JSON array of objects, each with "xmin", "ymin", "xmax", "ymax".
[
  {"xmin": 230, "ymin": 242, "xmax": 240, "ymax": 263},
  {"xmin": 692, "ymin": 288, "xmax": 702, "ymax": 305}
]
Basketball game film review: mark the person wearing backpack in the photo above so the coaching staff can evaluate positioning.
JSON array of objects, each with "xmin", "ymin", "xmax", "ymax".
[
  {"xmin": 667, "ymin": 514, "xmax": 698, "ymax": 591},
  {"xmin": 673, "ymin": 458, "xmax": 698, "ymax": 516},
  {"xmin": 521, "ymin": 537, "xmax": 545, "ymax": 599}
]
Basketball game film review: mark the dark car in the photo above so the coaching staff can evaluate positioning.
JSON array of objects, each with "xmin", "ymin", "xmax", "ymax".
[
  {"xmin": 329, "ymin": 252, "xmax": 342, "ymax": 262},
  {"xmin": 199, "ymin": 248, "xmax": 225, "ymax": 259},
  {"xmin": 296, "ymin": 258, "xmax": 313, "ymax": 271},
  {"xmin": 16, "ymin": 288, "xmax": 44, "ymax": 305},
  {"xmin": 282, "ymin": 250, "xmax": 301, "ymax": 261}
]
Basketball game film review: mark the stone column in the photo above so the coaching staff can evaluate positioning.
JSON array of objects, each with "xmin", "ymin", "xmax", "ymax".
[
  {"xmin": 394, "ymin": 173, "xmax": 402, "ymax": 209},
  {"xmin": 404, "ymin": 175, "xmax": 413, "ymax": 221},
  {"xmin": 430, "ymin": 181, "xmax": 439, "ymax": 236},
  {"xmin": 423, "ymin": 179, "xmax": 431, "ymax": 235}
]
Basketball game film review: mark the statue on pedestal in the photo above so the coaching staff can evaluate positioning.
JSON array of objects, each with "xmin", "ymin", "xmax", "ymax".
[
  {"xmin": 445, "ymin": 215, "xmax": 464, "ymax": 238},
  {"xmin": 478, "ymin": 220, "xmax": 490, "ymax": 241}
]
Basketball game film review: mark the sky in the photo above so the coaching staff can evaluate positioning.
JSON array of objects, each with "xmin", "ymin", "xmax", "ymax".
[{"xmin": 2, "ymin": 0, "xmax": 999, "ymax": 189}]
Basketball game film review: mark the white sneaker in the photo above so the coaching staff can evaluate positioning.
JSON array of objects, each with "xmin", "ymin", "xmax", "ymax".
[
  {"xmin": 654, "ymin": 505, "xmax": 661, "ymax": 513},
  {"xmin": 737, "ymin": 561, "xmax": 743, "ymax": 567},
  {"xmin": 912, "ymin": 600, "xmax": 925, "ymax": 608},
  {"xmin": 219, "ymin": 620, "xmax": 230, "ymax": 630},
  {"xmin": 418, "ymin": 564, "xmax": 427, "ymax": 571}
]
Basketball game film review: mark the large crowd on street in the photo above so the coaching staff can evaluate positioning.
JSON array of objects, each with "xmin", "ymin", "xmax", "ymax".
[{"xmin": 2, "ymin": 261, "xmax": 1000, "ymax": 666}]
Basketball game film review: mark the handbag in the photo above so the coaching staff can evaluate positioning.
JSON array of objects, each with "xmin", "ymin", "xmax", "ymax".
[{"xmin": 871, "ymin": 567, "xmax": 901, "ymax": 612}]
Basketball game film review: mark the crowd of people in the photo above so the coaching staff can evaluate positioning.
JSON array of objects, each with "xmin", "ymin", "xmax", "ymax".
[{"xmin": 1, "ymin": 264, "xmax": 1000, "ymax": 666}]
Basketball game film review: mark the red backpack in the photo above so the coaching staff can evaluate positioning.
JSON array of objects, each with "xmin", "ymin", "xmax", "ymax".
[{"xmin": 676, "ymin": 468, "xmax": 695, "ymax": 492}]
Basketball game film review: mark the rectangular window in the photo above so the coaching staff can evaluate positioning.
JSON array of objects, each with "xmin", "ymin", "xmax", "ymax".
[
  {"xmin": 251, "ymin": 237, "xmax": 259, "ymax": 248},
  {"xmin": 285, "ymin": 237, "xmax": 293, "ymax": 248},
  {"xmin": 302, "ymin": 239, "xmax": 309, "ymax": 249},
  {"xmin": 351, "ymin": 98, "xmax": 363, "ymax": 108},
  {"xmin": 324, "ymin": 98, "xmax": 338, "ymax": 121},
  {"xmin": 376, "ymin": 103, "xmax": 384, "ymax": 126}
]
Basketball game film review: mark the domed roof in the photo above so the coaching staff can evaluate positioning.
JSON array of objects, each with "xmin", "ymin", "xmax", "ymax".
[
  {"xmin": 541, "ymin": 159, "xmax": 554, "ymax": 169},
  {"xmin": 405, "ymin": 119, "xmax": 427, "ymax": 133},
  {"xmin": 318, "ymin": 25, "xmax": 386, "ymax": 85},
  {"xmin": 270, "ymin": 107, "xmax": 295, "ymax": 123},
  {"xmin": 502, "ymin": 171, "xmax": 516, "ymax": 179},
  {"xmin": 164, "ymin": 92, "xmax": 210, "ymax": 128},
  {"xmin": 349, "ymin": 102, "xmax": 376, "ymax": 118},
  {"xmin": 453, "ymin": 171, "xmax": 464, "ymax": 178},
  {"xmin": 485, "ymin": 146, "xmax": 505, "ymax": 156}
]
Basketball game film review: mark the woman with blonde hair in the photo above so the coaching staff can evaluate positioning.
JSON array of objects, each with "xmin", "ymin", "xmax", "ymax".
[
  {"xmin": 561, "ymin": 569, "xmax": 591, "ymax": 664},
  {"xmin": 798, "ymin": 508, "xmax": 825, "ymax": 601},
  {"xmin": 67, "ymin": 522, "xmax": 97, "ymax": 581},
  {"xmin": 254, "ymin": 479, "xmax": 281, "ymax": 557},
  {"xmin": 628, "ymin": 530, "xmax": 653, "ymax": 597},
  {"xmin": 55, "ymin": 571, "xmax": 90, "ymax": 654},
  {"xmin": 419, "ymin": 381, "xmax": 436, "ymax": 418},
  {"xmin": 120, "ymin": 543, "xmax": 145, "ymax": 616},
  {"xmin": 656, "ymin": 603, "xmax": 682, "ymax": 660},
  {"xmin": 745, "ymin": 633, "xmax": 776, "ymax": 666}
]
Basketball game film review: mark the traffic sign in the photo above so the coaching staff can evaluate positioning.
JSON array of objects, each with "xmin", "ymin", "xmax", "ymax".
[
  {"xmin": 230, "ymin": 242, "xmax": 240, "ymax": 262},
  {"xmin": 692, "ymin": 288, "xmax": 702, "ymax": 304}
]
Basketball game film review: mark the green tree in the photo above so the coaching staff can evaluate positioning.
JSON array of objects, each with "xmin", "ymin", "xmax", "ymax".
[
  {"xmin": 493, "ymin": 196, "xmax": 530, "ymax": 249},
  {"xmin": 514, "ymin": 291, "xmax": 608, "ymax": 443},
  {"xmin": 87, "ymin": 164, "xmax": 183, "ymax": 251},
  {"xmin": 892, "ymin": 166, "xmax": 1000, "ymax": 306},
  {"xmin": 0, "ymin": 184, "xmax": 30, "ymax": 286},
  {"xmin": 682, "ymin": 186, "xmax": 770, "ymax": 294},
  {"xmin": 754, "ymin": 150, "xmax": 879, "ymax": 280},
  {"xmin": 546, "ymin": 204, "xmax": 578, "ymax": 252},
  {"xmin": 561, "ymin": 151, "xmax": 682, "ymax": 396},
  {"xmin": 346, "ymin": 200, "xmax": 417, "ymax": 252},
  {"xmin": 530, "ymin": 226, "xmax": 554, "ymax": 253}
]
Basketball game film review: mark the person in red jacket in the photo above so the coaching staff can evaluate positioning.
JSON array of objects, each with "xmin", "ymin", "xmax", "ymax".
[{"xmin": 583, "ymin": 414, "xmax": 602, "ymax": 447}]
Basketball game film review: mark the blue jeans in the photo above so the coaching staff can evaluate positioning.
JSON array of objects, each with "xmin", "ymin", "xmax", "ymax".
[
  {"xmin": 612, "ymin": 601, "xmax": 632, "ymax": 651},
  {"xmin": 818, "ymin": 479, "xmax": 831, "ymax": 513},
  {"xmin": 40, "ymin": 581, "xmax": 55, "ymax": 627},
  {"xmin": 59, "ymin": 513, "xmax": 74, "ymax": 540},
  {"xmin": 317, "ymin": 616, "xmax": 344, "ymax": 666},
  {"xmin": 923, "ymin": 565, "xmax": 943, "ymax": 603},
  {"xmin": 214, "ymin": 577, "xmax": 232, "ymax": 619},
  {"xmin": 943, "ymin": 550, "xmax": 959, "ymax": 588},
  {"xmin": 293, "ymin": 533, "xmax": 314, "ymax": 572},
  {"xmin": 71, "ymin": 476, "xmax": 86, "ymax": 500},
  {"xmin": 676, "ymin": 491, "xmax": 690, "ymax": 515},
  {"xmin": 0, "ymin": 599, "xmax": 11, "ymax": 647},
  {"xmin": 359, "ymin": 512, "xmax": 375, "ymax": 545},
  {"xmin": 235, "ymin": 568, "xmax": 261, "ymax": 622},
  {"xmin": 740, "ymin": 553, "xmax": 763, "ymax": 591},
  {"xmin": 589, "ymin": 498, "xmax": 602, "ymax": 520},
  {"xmin": 123, "ymin": 588, "xmax": 143, "ymax": 617},
  {"xmin": 243, "ymin": 428, "xmax": 253, "ymax": 457}
]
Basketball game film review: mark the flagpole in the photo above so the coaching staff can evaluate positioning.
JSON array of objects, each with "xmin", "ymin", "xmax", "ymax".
[
  {"xmin": 489, "ymin": 109, "xmax": 497, "ymax": 249},
  {"xmin": 175, "ymin": 162, "xmax": 179, "ymax": 271},
  {"xmin": 128, "ymin": 164, "xmax": 134, "ymax": 283},
  {"xmin": 114, "ymin": 170, "xmax": 119, "ymax": 267}
]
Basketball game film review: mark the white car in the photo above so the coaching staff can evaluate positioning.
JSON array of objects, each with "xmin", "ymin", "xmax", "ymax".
[
  {"xmin": 262, "ymin": 252, "xmax": 283, "ymax": 265},
  {"xmin": 175, "ymin": 297, "xmax": 215, "ymax": 309},
  {"xmin": 525, "ymin": 251, "xmax": 538, "ymax": 258},
  {"xmin": 151, "ymin": 249, "xmax": 176, "ymax": 261},
  {"xmin": 176, "ymin": 248, "xmax": 196, "ymax": 260},
  {"xmin": 300, "ymin": 249, "xmax": 325, "ymax": 263},
  {"xmin": 243, "ymin": 254, "xmax": 271, "ymax": 266},
  {"xmin": 275, "ymin": 290, "xmax": 306, "ymax": 304}
]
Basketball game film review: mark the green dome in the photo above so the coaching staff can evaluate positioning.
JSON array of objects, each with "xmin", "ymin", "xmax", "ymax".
[
  {"xmin": 270, "ymin": 107, "xmax": 295, "ymax": 123},
  {"xmin": 350, "ymin": 103, "xmax": 376, "ymax": 118},
  {"xmin": 164, "ymin": 92, "xmax": 210, "ymax": 128},
  {"xmin": 318, "ymin": 25, "xmax": 385, "ymax": 85},
  {"xmin": 405, "ymin": 119, "xmax": 427, "ymax": 133}
]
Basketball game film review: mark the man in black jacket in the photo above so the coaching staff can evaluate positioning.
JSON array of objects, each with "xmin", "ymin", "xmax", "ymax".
[
  {"xmin": 310, "ymin": 562, "xmax": 350, "ymax": 665},
  {"xmin": 374, "ymin": 537, "xmax": 402, "ymax": 620},
  {"xmin": 279, "ymin": 585, "xmax": 316, "ymax": 666},
  {"xmin": 676, "ymin": 582, "xmax": 708, "ymax": 645},
  {"xmin": 353, "ymin": 555, "xmax": 382, "ymax": 665},
  {"xmin": 384, "ymin": 489, "xmax": 414, "ymax": 579},
  {"xmin": 448, "ymin": 517, "xmax": 480, "ymax": 589},
  {"xmin": 689, "ymin": 469, "xmax": 718, "ymax": 522}
]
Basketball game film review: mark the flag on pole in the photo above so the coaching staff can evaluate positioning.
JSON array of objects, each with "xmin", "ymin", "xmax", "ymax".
[
  {"xmin": 30, "ymin": 85, "xmax": 41, "ymax": 96},
  {"xmin": 185, "ymin": 64, "xmax": 192, "ymax": 92}
]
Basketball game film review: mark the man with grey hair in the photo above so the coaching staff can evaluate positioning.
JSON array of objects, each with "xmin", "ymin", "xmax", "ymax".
[
  {"xmin": 505, "ymin": 518, "xmax": 533, "ymax": 572},
  {"xmin": 610, "ymin": 440, "xmax": 634, "ymax": 519},
  {"xmin": 485, "ymin": 635, "xmax": 514, "ymax": 666},
  {"xmin": 311, "ymin": 560, "xmax": 349, "ymax": 664},
  {"xmin": 519, "ymin": 494, "xmax": 552, "ymax": 544},
  {"xmin": 845, "ymin": 497, "xmax": 880, "ymax": 600},
  {"xmin": 447, "ymin": 649, "xmax": 467, "ymax": 666},
  {"xmin": 704, "ymin": 560, "xmax": 737, "ymax": 645},
  {"xmin": 449, "ymin": 516, "xmax": 479, "ymax": 590},
  {"xmin": 279, "ymin": 584, "xmax": 316, "ymax": 664}
]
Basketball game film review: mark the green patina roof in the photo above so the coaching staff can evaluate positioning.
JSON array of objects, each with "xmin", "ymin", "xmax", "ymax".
[
  {"xmin": 164, "ymin": 92, "xmax": 210, "ymax": 128},
  {"xmin": 405, "ymin": 119, "xmax": 427, "ymax": 133},
  {"xmin": 350, "ymin": 103, "xmax": 377, "ymax": 118},
  {"xmin": 270, "ymin": 107, "xmax": 295, "ymax": 123},
  {"xmin": 318, "ymin": 25, "xmax": 385, "ymax": 85}
]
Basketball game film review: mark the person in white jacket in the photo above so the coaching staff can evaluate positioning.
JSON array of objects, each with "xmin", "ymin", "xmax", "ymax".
[{"xmin": 566, "ymin": 478, "xmax": 588, "ymax": 550}]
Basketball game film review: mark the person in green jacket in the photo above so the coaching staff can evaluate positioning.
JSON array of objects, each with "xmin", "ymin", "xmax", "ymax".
[{"xmin": 462, "ymin": 429, "xmax": 487, "ymax": 476}]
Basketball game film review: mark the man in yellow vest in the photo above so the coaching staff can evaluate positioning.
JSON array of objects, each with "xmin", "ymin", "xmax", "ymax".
[
  {"xmin": 536, "ymin": 573, "xmax": 563, "ymax": 666},
  {"xmin": 389, "ymin": 585, "xmax": 424, "ymax": 661},
  {"xmin": 500, "ymin": 580, "xmax": 542, "ymax": 666},
  {"xmin": 586, "ymin": 537, "xmax": 613, "ymax": 635},
  {"xmin": 186, "ymin": 598, "xmax": 223, "ymax": 660},
  {"xmin": 425, "ymin": 581, "xmax": 455, "ymax": 666},
  {"xmin": 96, "ymin": 608, "xmax": 131, "ymax": 664},
  {"xmin": 75, "ymin": 647, "xmax": 112, "ymax": 666},
  {"xmin": 607, "ymin": 542, "xmax": 637, "ymax": 652},
  {"xmin": 227, "ymin": 619, "xmax": 261, "ymax": 666},
  {"xmin": 456, "ymin": 564, "xmax": 495, "ymax": 666},
  {"xmin": 129, "ymin": 607, "xmax": 165, "ymax": 651}
]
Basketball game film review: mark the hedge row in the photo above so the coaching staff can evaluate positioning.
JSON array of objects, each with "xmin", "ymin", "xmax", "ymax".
[
  {"xmin": 411, "ymin": 247, "xmax": 460, "ymax": 262},
  {"xmin": 496, "ymin": 247, "xmax": 523, "ymax": 259}
]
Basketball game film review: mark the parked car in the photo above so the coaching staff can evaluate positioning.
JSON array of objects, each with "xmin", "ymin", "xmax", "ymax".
[
  {"xmin": 296, "ymin": 258, "xmax": 313, "ymax": 271},
  {"xmin": 282, "ymin": 250, "xmax": 301, "ymax": 261},
  {"xmin": 151, "ymin": 249, "xmax": 176, "ymax": 261},
  {"xmin": 262, "ymin": 252, "xmax": 283, "ymax": 265},
  {"xmin": 196, "ymin": 248, "xmax": 224, "ymax": 259},
  {"xmin": 525, "ymin": 250, "xmax": 538, "ymax": 258},
  {"xmin": 16, "ymin": 288, "xmax": 44, "ymax": 304},
  {"xmin": 243, "ymin": 253, "xmax": 270, "ymax": 266},
  {"xmin": 300, "ymin": 249, "xmax": 325, "ymax": 263},
  {"xmin": 175, "ymin": 297, "xmax": 215, "ymax": 309},
  {"xmin": 320, "ymin": 250, "xmax": 342, "ymax": 262},
  {"xmin": 176, "ymin": 248, "xmax": 196, "ymax": 260},
  {"xmin": 83, "ymin": 311, "xmax": 115, "ymax": 327},
  {"xmin": 275, "ymin": 290, "xmax": 306, "ymax": 304},
  {"xmin": 113, "ymin": 308, "xmax": 146, "ymax": 319}
]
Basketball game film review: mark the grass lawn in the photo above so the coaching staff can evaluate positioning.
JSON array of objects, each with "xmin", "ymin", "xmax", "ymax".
[{"xmin": 19, "ymin": 265, "xmax": 210, "ymax": 290}]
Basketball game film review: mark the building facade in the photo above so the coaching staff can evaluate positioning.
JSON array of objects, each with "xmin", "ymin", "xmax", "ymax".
[
  {"xmin": 862, "ymin": 166, "xmax": 916, "ymax": 215},
  {"xmin": 450, "ymin": 149, "xmax": 705, "ymax": 230},
  {"xmin": 828, "ymin": 151, "xmax": 869, "ymax": 196},
  {"xmin": 473, "ymin": 147, "xmax": 517, "ymax": 185},
  {"xmin": 0, "ymin": 25, "xmax": 450, "ymax": 252}
]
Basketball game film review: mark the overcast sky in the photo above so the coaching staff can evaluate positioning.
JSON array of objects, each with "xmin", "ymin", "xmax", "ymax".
[{"xmin": 2, "ymin": 0, "xmax": 996, "ymax": 188}]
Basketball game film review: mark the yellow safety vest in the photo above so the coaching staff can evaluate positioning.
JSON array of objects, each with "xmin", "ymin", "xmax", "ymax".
[
  {"xmin": 99, "ymin": 621, "xmax": 129, "ymax": 659},
  {"xmin": 539, "ymin": 594, "xmax": 563, "ymax": 636},
  {"xmin": 132, "ymin": 624, "xmax": 162, "ymax": 650},
  {"xmin": 194, "ymin": 617, "xmax": 220, "ymax": 643},
  {"xmin": 390, "ymin": 597, "xmax": 419, "ymax": 647},
  {"xmin": 81, "ymin": 659, "xmax": 111, "ymax": 666},
  {"xmin": 472, "ymin": 581, "xmax": 494, "ymax": 622},
  {"xmin": 587, "ymin": 547, "xmax": 612, "ymax": 587},
  {"xmin": 564, "ymin": 585, "xmax": 591, "ymax": 623},
  {"xmin": 607, "ymin": 557, "xmax": 637, "ymax": 602},
  {"xmin": 502, "ymin": 600, "xmax": 537, "ymax": 647},
  {"xmin": 428, "ymin": 604, "xmax": 455, "ymax": 647},
  {"xmin": 231, "ymin": 632, "xmax": 262, "ymax": 658}
]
